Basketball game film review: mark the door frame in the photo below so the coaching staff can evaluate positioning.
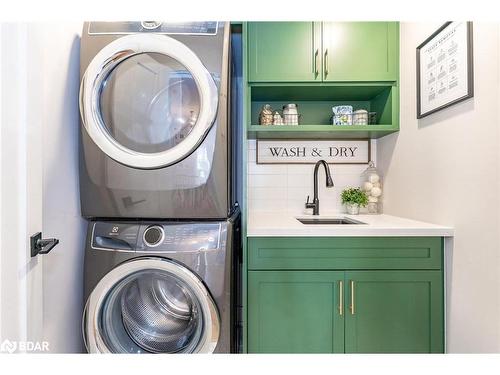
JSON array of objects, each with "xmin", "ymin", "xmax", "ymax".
[{"xmin": 0, "ymin": 23, "xmax": 44, "ymax": 352}]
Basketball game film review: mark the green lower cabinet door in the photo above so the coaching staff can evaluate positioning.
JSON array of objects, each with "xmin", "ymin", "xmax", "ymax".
[
  {"xmin": 344, "ymin": 271, "xmax": 444, "ymax": 353},
  {"xmin": 248, "ymin": 271, "xmax": 344, "ymax": 353}
]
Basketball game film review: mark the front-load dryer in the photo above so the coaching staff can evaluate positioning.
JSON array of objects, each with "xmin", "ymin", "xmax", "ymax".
[
  {"xmin": 82, "ymin": 212, "xmax": 241, "ymax": 353},
  {"xmin": 79, "ymin": 22, "xmax": 235, "ymax": 219}
]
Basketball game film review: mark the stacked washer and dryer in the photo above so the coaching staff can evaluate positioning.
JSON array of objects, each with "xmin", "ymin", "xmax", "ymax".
[{"xmin": 78, "ymin": 21, "xmax": 241, "ymax": 354}]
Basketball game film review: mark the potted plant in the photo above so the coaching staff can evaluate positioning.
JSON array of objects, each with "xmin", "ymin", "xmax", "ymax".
[{"xmin": 341, "ymin": 187, "xmax": 368, "ymax": 215}]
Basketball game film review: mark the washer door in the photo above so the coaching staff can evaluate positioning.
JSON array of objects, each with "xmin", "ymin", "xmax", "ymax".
[
  {"xmin": 83, "ymin": 258, "xmax": 220, "ymax": 353},
  {"xmin": 80, "ymin": 34, "xmax": 218, "ymax": 169}
]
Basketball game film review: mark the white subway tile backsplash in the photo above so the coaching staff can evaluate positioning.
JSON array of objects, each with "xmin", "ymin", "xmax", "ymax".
[
  {"xmin": 248, "ymin": 198, "xmax": 287, "ymax": 211},
  {"xmin": 248, "ymin": 174, "xmax": 287, "ymax": 188},
  {"xmin": 247, "ymin": 140, "xmax": 376, "ymax": 214},
  {"xmin": 248, "ymin": 163, "xmax": 286, "ymax": 175},
  {"xmin": 247, "ymin": 149, "xmax": 257, "ymax": 162},
  {"xmin": 286, "ymin": 188, "xmax": 307, "ymax": 201},
  {"xmin": 286, "ymin": 199, "xmax": 311, "ymax": 214},
  {"xmin": 286, "ymin": 174, "xmax": 312, "ymax": 188},
  {"xmin": 286, "ymin": 164, "xmax": 314, "ymax": 175},
  {"xmin": 248, "ymin": 187, "xmax": 286, "ymax": 201}
]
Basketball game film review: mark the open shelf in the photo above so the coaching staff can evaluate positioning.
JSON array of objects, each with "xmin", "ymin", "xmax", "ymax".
[
  {"xmin": 248, "ymin": 124, "xmax": 397, "ymax": 139},
  {"xmin": 247, "ymin": 83, "xmax": 399, "ymax": 139}
]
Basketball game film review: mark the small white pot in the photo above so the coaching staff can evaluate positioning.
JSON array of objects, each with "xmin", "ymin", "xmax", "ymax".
[{"xmin": 346, "ymin": 203, "xmax": 360, "ymax": 215}]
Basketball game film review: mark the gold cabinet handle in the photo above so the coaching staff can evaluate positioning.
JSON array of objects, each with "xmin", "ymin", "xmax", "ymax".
[
  {"xmin": 338, "ymin": 280, "xmax": 343, "ymax": 316},
  {"xmin": 314, "ymin": 49, "xmax": 319, "ymax": 76},
  {"xmin": 324, "ymin": 48, "xmax": 329, "ymax": 77},
  {"xmin": 349, "ymin": 280, "xmax": 355, "ymax": 315}
]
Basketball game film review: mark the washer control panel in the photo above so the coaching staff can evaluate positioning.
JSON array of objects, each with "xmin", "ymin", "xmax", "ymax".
[
  {"xmin": 143, "ymin": 225, "xmax": 164, "ymax": 247},
  {"xmin": 137, "ymin": 222, "xmax": 223, "ymax": 252},
  {"xmin": 91, "ymin": 221, "xmax": 224, "ymax": 252},
  {"xmin": 91, "ymin": 223, "xmax": 139, "ymax": 250}
]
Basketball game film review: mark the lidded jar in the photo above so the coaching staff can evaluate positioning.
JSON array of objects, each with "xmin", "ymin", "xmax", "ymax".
[
  {"xmin": 259, "ymin": 104, "xmax": 273, "ymax": 126},
  {"xmin": 282, "ymin": 103, "xmax": 299, "ymax": 125},
  {"xmin": 361, "ymin": 161, "xmax": 383, "ymax": 214}
]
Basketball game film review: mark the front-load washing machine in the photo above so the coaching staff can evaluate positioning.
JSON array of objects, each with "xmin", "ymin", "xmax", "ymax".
[
  {"xmin": 79, "ymin": 21, "xmax": 236, "ymax": 219},
  {"xmin": 82, "ymin": 212, "xmax": 240, "ymax": 353}
]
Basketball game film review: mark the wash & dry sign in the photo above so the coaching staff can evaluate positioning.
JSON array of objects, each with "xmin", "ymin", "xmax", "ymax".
[{"xmin": 256, "ymin": 139, "xmax": 370, "ymax": 164}]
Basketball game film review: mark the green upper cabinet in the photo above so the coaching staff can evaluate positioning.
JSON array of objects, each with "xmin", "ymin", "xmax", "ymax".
[
  {"xmin": 322, "ymin": 22, "xmax": 399, "ymax": 81},
  {"xmin": 248, "ymin": 22, "xmax": 322, "ymax": 82},
  {"xmin": 247, "ymin": 21, "xmax": 399, "ymax": 82}
]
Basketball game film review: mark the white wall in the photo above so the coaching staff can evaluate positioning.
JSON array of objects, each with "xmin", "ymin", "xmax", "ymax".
[
  {"xmin": 377, "ymin": 22, "xmax": 500, "ymax": 353},
  {"xmin": 247, "ymin": 139, "xmax": 377, "ymax": 214},
  {"xmin": 0, "ymin": 23, "xmax": 45, "ymax": 349},
  {"xmin": 37, "ymin": 23, "xmax": 86, "ymax": 353}
]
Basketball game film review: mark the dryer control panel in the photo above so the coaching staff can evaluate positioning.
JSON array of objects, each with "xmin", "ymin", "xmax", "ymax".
[
  {"xmin": 91, "ymin": 221, "xmax": 225, "ymax": 252},
  {"xmin": 88, "ymin": 21, "xmax": 219, "ymax": 35}
]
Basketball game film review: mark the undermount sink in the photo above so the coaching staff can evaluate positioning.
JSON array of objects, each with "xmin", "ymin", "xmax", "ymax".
[{"xmin": 296, "ymin": 217, "xmax": 366, "ymax": 225}]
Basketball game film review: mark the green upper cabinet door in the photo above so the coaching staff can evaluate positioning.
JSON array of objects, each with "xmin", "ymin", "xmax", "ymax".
[
  {"xmin": 322, "ymin": 22, "xmax": 399, "ymax": 81},
  {"xmin": 344, "ymin": 271, "xmax": 444, "ymax": 353},
  {"xmin": 248, "ymin": 271, "xmax": 344, "ymax": 353},
  {"xmin": 248, "ymin": 22, "xmax": 322, "ymax": 82}
]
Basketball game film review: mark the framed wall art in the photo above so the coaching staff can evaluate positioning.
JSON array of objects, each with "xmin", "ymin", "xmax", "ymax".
[
  {"xmin": 416, "ymin": 21, "xmax": 474, "ymax": 119},
  {"xmin": 256, "ymin": 139, "xmax": 371, "ymax": 165}
]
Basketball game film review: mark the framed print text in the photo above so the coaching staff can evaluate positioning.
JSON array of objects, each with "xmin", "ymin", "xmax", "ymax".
[
  {"xmin": 256, "ymin": 139, "xmax": 370, "ymax": 164},
  {"xmin": 416, "ymin": 22, "xmax": 474, "ymax": 118}
]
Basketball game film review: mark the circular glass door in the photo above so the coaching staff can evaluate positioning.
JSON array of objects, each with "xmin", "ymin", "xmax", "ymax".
[
  {"xmin": 99, "ymin": 53, "xmax": 201, "ymax": 154},
  {"xmin": 80, "ymin": 34, "xmax": 218, "ymax": 169},
  {"xmin": 83, "ymin": 258, "xmax": 220, "ymax": 353}
]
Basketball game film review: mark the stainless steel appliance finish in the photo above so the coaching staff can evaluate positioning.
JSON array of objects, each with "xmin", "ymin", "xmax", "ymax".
[
  {"xmin": 79, "ymin": 21, "xmax": 235, "ymax": 219},
  {"xmin": 82, "ymin": 213, "xmax": 240, "ymax": 353}
]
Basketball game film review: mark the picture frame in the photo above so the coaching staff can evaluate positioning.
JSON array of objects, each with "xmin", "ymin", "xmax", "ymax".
[{"xmin": 416, "ymin": 21, "xmax": 474, "ymax": 119}]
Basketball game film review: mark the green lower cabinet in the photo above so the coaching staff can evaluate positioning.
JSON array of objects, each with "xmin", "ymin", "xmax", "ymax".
[
  {"xmin": 248, "ymin": 271, "xmax": 345, "ymax": 353},
  {"xmin": 248, "ymin": 270, "xmax": 443, "ymax": 353},
  {"xmin": 344, "ymin": 271, "xmax": 444, "ymax": 353}
]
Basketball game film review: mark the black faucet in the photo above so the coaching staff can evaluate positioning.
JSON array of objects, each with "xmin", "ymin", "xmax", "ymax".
[{"xmin": 305, "ymin": 160, "xmax": 334, "ymax": 215}]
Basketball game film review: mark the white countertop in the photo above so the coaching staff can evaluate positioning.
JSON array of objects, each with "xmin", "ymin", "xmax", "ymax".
[{"xmin": 247, "ymin": 211, "xmax": 454, "ymax": 237}]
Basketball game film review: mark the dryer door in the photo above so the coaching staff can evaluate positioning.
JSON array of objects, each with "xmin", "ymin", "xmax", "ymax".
[
  {"xmin": 83, "ymin": 257, "xmax": 220, "ymax": 353},
  {"xmin": 80, "ymin": 34, "xmax": 218, "ymax": 169}
]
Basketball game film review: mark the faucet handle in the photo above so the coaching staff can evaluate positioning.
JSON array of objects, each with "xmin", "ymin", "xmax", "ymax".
[{"xmin": 305, "ymin": 195, "xmax": 315, "ymax": 209}]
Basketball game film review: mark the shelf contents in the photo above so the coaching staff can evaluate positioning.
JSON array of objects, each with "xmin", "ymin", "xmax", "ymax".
[
  {"xmin": 282, "ymin": 103, "xmax": 300, "ymax": 125},
  {"xmin": 259, "ymin": 103, "xmax": 301, "ymax": 126},
  {"xmin": 332, "ymin": 107, "xmax": 377, "ymax": 126},
  {"xmin": 248, "ymin": 83, "xmax": 398, "ymax": 139},
  {"xmin": 353, "ymin": 109, "xmax": 369, "ymax": 125},
  {"xmin": 272, "ymin": 111, "xmax": 283, "ymax": 125},
  {"xmin": 361, "ymin": 161, "xmax": 383, "ymax": 214},
  {"xmin": 259, "ymin": 104, "xmax": 273, "ymax": 125},
  {"xmin": 332, "ymin": 105, "xmax": 353, "ymax": 125}
]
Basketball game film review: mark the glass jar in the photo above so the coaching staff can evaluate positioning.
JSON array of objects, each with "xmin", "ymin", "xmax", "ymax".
[
  {"xmin": 272, "ymin": 111, "xmax": 283, "ymax": 125},
  {"xmin": 259, "ymin": 104, "xmax": 273, "ymax": 126},
  {"xmin": 352, "ymin": 109, "xmax": 369, "ymax": 125},
  {"xmin": 282, "ymin": 103, "xmax": 299, "ymax": 125},
  {"xmin": 361, "ymin": 161, "xmax": 383, "ymax": 214}
]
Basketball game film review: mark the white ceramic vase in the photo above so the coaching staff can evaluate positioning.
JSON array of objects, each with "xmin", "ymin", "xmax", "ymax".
[{"xmin": 346, "ymin": 203, "xmax": 360, "ymax": 215}]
